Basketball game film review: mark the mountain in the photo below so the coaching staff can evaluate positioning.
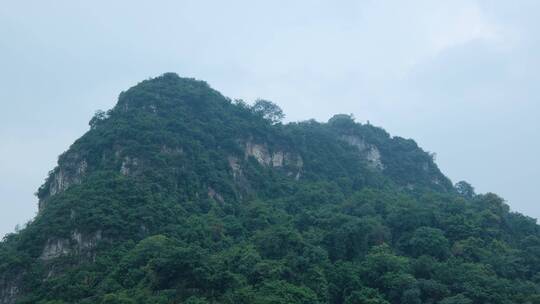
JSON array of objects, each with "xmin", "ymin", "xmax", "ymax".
[{"xmin": 1, "ymin": 73, "xmax": 539, "ymax": 304}]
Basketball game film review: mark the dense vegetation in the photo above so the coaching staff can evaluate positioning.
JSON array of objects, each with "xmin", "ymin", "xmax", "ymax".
[{"xmin": 1, "ymin": 73, "xmax": 540, "ymax": 304}]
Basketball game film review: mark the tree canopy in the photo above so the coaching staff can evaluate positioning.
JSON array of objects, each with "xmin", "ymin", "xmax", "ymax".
[{"xmin": 1, "ymin": 73, "xmax": 539, "ymax": 304}]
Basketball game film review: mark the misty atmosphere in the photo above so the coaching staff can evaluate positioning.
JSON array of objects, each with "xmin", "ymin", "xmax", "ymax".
[{"xmin": 1, "ymin": 1, "xmax": 539, "ymax": 304}]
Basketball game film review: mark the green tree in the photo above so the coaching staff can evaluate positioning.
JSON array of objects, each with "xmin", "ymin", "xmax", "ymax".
[
  {"xmin": 407, "ymin": 227, "xmax": 449, "ymax": 259},
  {"xmin": 455, "ymin": 181, "xmax": 475, "ymax": 199},
  {"xmin": 438, "ymin": 294, "xmax": 473, "ymax": 304},
  {"xmin": 344, "ymin": 288, "xmax": 390, "ymax": 304},
  {"xmin": 251, "ymin": 99, "xmax": 285, "ymax": 124}
]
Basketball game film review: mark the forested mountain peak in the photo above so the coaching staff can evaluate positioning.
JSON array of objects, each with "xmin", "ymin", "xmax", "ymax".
[
  {"xmin": 36, "ymin": 73, "xmax": 452, "ymax": 211},
  {"xmin": 2, "ymin": 74, "xmax": 539, "ymax": 304},
  {"xmin": 115, "ymin": 73, "xmax": 220, "ymax": 112}
]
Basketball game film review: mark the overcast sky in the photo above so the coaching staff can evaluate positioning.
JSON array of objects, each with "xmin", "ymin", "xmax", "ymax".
[{"xmin": 1, "ymin": 1, "xmax": 539, "ymax": 238}]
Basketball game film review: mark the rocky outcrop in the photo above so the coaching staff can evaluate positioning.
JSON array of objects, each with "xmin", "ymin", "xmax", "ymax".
[
  {"xmin": 0, "ymin": 273, "xmax": 21, "ymax": 304},
  {"xmin": 208, "ymin": 187, "xmax": 225, "ymax": 204},
  {"xmin": 228, "ymin": 156, "xmax": 242, "ymax": 180},
  {"xmin": 244, "ymin": 142, "xmax": 273, "ymax": 166},
  {"xmin": 40, "ymin": 238, "xmax": 71, "ymax": 260},
  {"xmin": 340, "ymin": 135, "xmax": 384, "ymax": 170},
  {"xmin": 244, "ymin": 141, "xmax": 303, "ymax": 169},
  {"xmin": 224, "ymin": 141, "xmax": 305, "ymax": 196},
  {"xmin": 71, "ymin": 230, "xmax": 103, "ymax": 252},
  {"xmin": 120, "ymin": 156, "xmax": 139, "ymax": 176},
  {"xmin": 227, "ymin": 156, "xmax": 251, "ymax": 198},
  {"xmin": 38, "ymin": 153, "xmax": 88, "ymax": 210},
  {"xmin": 160, "ymin": 145, "xmax": 183, "ymax": 156},
  {"xmin": 272, "ymin": 151, "xmax": 285, "ymax": 167},
  {"xmin": 244, "ymin": 141, "xmax": 304, "ymax": 179},
  {"xmin": 40, "ymin": 230, "xmax": 103, "ymax": 261},
  {"xmin": 365, "ymin": 146, "xmax": 383, "ymax": 170}
]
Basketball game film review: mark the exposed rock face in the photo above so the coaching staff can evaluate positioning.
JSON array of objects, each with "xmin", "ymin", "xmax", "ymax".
[
  {"xmin": 38, "ymin": 153, "xmax": 88, "ymax": 210},
  {"xmin": 160, "ymin": 145, "xmax": 183, "ymax": 156},
  {"xmin": 244, "ymin": 141, "xmax": 303, "ymax": 169},
  {"xmin": 40, "ymin": 230, "xmax": 103, "ymax": 261},
  {"xmin": 272, "ymin": 151, "xmax": 285, "ymax": 167},
  {"xmin": 39, "ymin": 145, "xmax": 162, "ymax": 211},
  {"xmin": 72, "ymin": 230, "xmax": 103, "ymax": 252},
  {"xmin": 40, "ymin": 238, "xmax": 71, "ymax": 260},
  {"xmin": 120, "ymin": 156, "xmax": 139, "ymax": 176},
  {"xmin": 224, "ymin": 141, "xmax": 305, "ymax": 196},
  {"xmin": 245, "ymin": 142, "xmax": 273, "ymax": 166},
  {"xmin": 0, "ymin": 273, "xmax": 21, "ymax": 304},
  {"xmin": 244, "ymin": 141, "xmax": 304, "ymax": 180},
  {"xmin": 208, "ymin": 187, "xmax": 225, "ymax": 204},
  {"xmin": 227, "ymin": 156, "xmax": 251, "ymax": 198},
  {"xmin": 340, "ymin": 135, "xmax": 384, "ymax": 170},
  {"xmin": 228, "ymin": 156, "xmax": 242, "ymax": 179},
  {"xmin": 365, "ymin": 146, "xmax": 383, "ymax": 169}
]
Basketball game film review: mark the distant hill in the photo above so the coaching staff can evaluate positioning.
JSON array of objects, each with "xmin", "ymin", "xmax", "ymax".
[{"xmin": 1, "ymin": 73, "xmax": 539, "ymax": 304}]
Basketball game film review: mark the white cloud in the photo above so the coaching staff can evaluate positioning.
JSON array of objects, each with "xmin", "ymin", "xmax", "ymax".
[{"xmin": 424, "ymin": 2, "xmax": 501, "ymax": 55}]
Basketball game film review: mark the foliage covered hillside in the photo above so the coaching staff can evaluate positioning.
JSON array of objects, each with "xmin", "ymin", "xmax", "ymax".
[{"xmin": 1, "ymin": 73, "xmax": 540, "ymax": 304}]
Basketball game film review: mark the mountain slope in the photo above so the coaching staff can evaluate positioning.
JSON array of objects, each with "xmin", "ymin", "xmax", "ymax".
[{"xmin": 1, "ymin": 73, "xmax": 539, "ymax": 304}]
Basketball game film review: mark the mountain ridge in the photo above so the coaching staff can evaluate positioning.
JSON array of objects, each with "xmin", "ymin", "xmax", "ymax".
[
  {"xmin": 2, "ymin": 73, "xmax": 539, "ymax": 304},
  {"xmin": 36, "ymin": 73, "xmax": 452, "ymax": 211}
]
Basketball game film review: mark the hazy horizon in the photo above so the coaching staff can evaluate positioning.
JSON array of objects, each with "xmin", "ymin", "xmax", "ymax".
[{"xmin": 1, "ymin": 1, "xmax": 539, "ymax": 238}]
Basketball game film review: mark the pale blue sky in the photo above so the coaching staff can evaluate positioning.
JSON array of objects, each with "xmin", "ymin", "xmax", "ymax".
[{"xmin": 1, "ymin": 1, "xmax": 539, "ymax": 237}]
